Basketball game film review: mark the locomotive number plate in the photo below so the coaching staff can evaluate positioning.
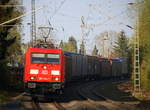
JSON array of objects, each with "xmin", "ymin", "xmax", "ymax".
[
  {"xmin": 42, "ymin": 70, "xmax": 48, "ymax": 74},
  {"xmin": 28, "ymin": 83, "xmax": 36, "ymax": 88},
  {"xmin": 52, "ymin": 84, "xmax": 61, "ymax": 89}
]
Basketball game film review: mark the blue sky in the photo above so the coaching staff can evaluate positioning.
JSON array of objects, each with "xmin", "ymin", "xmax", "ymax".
[{"xmin": 22, "ymin": 0, "xmax": 135, "ymax": 53}]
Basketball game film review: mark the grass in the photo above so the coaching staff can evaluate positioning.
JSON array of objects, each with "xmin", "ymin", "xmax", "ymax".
[
  {"xmin": 118, "ymin": 81, "xmax": 150, "ymax": 101},
  {"xmin": 123, "ymin": 101, "xmax": 140, "ymax": 105},
  {"xmin": 135, "ymin": 94, "xmax": 150, "ymax": 101}
]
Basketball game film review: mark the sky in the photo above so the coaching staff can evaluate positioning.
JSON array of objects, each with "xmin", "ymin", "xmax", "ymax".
[{"xmin": 22, "ymin": 0, "xmax": 135, "ymax": 54}]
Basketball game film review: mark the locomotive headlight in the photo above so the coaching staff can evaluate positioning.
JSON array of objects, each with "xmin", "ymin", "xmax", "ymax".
[
  {"xmin": 55, "ymin": 77, "xmax": 59, "ymax": 81},
  {"xmin": 51, "ymin": 70, "xmax": 60, "ymax": 75},
  {"xmin": 30, "ymin": 77, "xmax": 36, "ymax": 80},
  {"xmin": 30, "ymin": 69, "xmax": 39, "ymax": 74},
  {"xmin": 43, "ymin": 66, "xmax": 47, "ymax": 69}
]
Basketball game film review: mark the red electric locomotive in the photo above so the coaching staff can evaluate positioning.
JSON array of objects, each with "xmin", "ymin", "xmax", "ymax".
[
  {"xmin": 24, "ymin": 47, "xmax": 129, "ymax": 95},
  {"xmin": 24, "ymin": 48, "xmax": 65, "ymax": 94}
]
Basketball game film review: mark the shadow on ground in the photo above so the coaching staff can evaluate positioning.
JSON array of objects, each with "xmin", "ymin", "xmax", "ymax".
[
  {"xmin": 137, "ymin": 101, "xmax": 150, "ymax": 110},
  {"xmin": 95, "ymin": 80, "xmax": 139, "ymax": 102}
]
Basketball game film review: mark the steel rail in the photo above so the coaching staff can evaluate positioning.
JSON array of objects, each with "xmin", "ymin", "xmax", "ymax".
[
  {"xmin": 53, "ymin": 102, "xmax": 66, "ymax": 110},
  {"xmin": 31, "ymin": 97, "xmax": 42, "ymax": 110}
]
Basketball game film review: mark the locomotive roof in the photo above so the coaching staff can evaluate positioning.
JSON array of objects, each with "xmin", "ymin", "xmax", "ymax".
[
  {"xmin": 63, "ymin": 51, "xmax": 84, "ymax": 56},
  {"xmin": 26, "ymin": 48, "xmax": 62, "ymax": 53},
  {"xmin": 112, "ymin": 58, "xmax": 124, "ymax": 62},
  {"xmin": 27, "ymin": 48, "xmax": 62, "ymax": 52}
]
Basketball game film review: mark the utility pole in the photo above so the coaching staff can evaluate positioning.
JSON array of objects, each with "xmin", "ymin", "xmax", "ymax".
[
  {"xmin": 102, "ymin": 33, "xmax": 108, "ymax": 57},
  {"xmin": 108, "ymin": 31, "xmax": 113, "ymax": 59},
  {"xmin": 80, "ymin": 16, "xmax": 85, "ymax": 54},
  {"xmin": 133, "ymin": 10, "xmax": 141, "ymax": 94},
  {"xmin": 31, "ymin": 0, "xmax": 36, "ymax": 47},
  {"xmin": 127, "ymin": 2, "xmax": 141, "ymax": 94}
]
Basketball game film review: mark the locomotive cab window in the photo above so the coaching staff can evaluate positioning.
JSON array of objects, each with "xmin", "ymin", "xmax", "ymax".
[
  {"xmin": 47, "ymin": 54, "xmax": 60, "ymax": 64},
  {"xmin": 31, "ymin": 53, "xmax": 60, "ymax": 64},
  {"xmin": 32, "ymin": 53, "xmax": 46, "ymax": 63}
]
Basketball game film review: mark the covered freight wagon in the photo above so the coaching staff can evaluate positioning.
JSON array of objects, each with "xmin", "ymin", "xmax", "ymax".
[
  {"xmin": 100, "ymin": 59, "xmax": 112, "ymax": 78},
  {"xmin": 64, "ymin": 52, "xmax": 101, "ymax": 81},
  {"xmin": 111, "ymin": 58, "xmax": 128, "ymax": 78}
]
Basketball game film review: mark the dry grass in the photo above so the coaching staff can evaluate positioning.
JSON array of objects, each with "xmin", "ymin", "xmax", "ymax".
[{"xmin": 118, "ymin": 81, "xmax": 150, "ymax": 100}]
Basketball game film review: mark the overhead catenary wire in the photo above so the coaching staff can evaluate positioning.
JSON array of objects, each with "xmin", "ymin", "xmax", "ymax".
[
  {"xmin": 0, "ymin": 24, "xmax": 59, "ymax": 27},
  {"xmin": 0, "ymin": 5, "xmax": 24, "ymax": 7},
  {"xmin": 87, "ymin": 1, "xmax": 146, "ymax": 28},
  {"xmin": 58, "ymin": 12, "xmax": 80, "ymax": 20},
  {"xmin": 81, "ymin": 9, "xmax": 128, "ymax": 28},
  {"xmin": 39, "ymin": 0, "xmax": 68, "ymax": 32},
  {"xmin": 37, "ymin": 0, "xmax": 68, "ymax": 45},
  {"xmin": 90, "ymin": 1, "xmax": 147, "ymax": 7},
  {"xmin": 0, "ymin": 6, "xmax": 45, "ymax": 26},
  {"xmin": 0, "ymin": 25, "xmax": 23, "ymax": 27},
  {"xmin": 50, "ymin": 0, "xmax": 67, "ymax": 19},
  {"xmin": 82, "ymin": 1, "xmax": 146, "ymax": 56}
]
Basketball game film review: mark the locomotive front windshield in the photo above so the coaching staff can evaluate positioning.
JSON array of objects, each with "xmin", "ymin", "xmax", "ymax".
[{"xmin": 31, "ymin": 53, "xmax": 60, "ymax": 64}]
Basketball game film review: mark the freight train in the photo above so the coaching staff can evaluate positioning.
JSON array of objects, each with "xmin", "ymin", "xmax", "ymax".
[{"xmin": 24, "ymin": 48, "xmax": 128, "ymax": 94}]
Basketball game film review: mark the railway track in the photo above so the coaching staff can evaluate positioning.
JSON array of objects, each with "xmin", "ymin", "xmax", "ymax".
[
  {"xmin": 23, "ymin": 81, "xmax": 116, "ymax": 110},
  {"xmin": 70, "ymin": 81, "xmax": 114, "ymax": 110},
  {"xmin": 77, "ymin": 81, "xmax": 106, "ymax": 100},
  {"xmin": 19, "ymin": 80, "xmax": 138, "ymax": 110},
  {"xmin": 29, "ymin": 96, "xmax": 67, "ymax": 110},
  {"xmin": 53, "ymin": 102, "xmax": 66, "ymax": 110},
  {"xmin": 76, "ymin": 80, "xmax": 139, "ymax": 110},
  {"xmin": 31, "ymin": 98, "xmax": 42, "ymax": 110},
  {"xmin": 10, "ymin": 92, "xmax": 26, "ymax": 101}
]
